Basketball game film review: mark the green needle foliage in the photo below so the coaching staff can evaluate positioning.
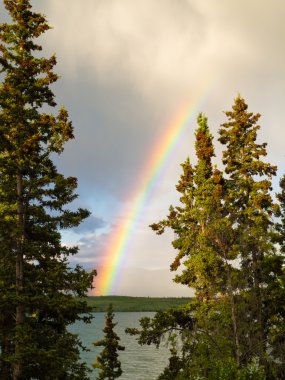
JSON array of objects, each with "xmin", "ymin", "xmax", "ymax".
[
  {"xmin": 93, "ymin": 304, "xmax": 125, "ymax": 380},
  {"xmin": 0, "ymin": 1, "xmax": 95, "ymax": 379},
  {"xmin": 131, "ymin": 97, "xmax": 285, "ymax": 379},
  {"xmin": 218, "ymin": 96, "xmax": 284, "ymax": 374}
]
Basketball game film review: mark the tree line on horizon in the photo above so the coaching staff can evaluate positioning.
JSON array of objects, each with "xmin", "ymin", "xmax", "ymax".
[{"xmin": 0, "ymin": 1, "xmax": 285, "ymax": 380}]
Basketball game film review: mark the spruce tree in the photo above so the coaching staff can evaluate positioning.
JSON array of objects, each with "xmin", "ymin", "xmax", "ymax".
[
  {"xmin": 150, "ymin": 114, "xmax": 240, "ymax": 372},
  {"xmin": 0, "ymin": 1, "xmax": 95, "ymax": 379},
  {"xmin": 93, "ymin": 304, "xmax": 125, "ymax": 380},
  {"xmin": 219, "ymin": 96, "xmax": 284, "ymax": 375},
  {"xmin": 146, "ymin": 100, "xmax": 285, "ymax": 378},
  {"xmin": 151, "ymin": 114, "xmax": 225, "ymax": 300}
]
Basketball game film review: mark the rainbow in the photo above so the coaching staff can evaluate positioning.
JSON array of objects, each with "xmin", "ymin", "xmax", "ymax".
[{"xmin": 95, "ymin": 82, "xmax": 215, "ymax": 295}]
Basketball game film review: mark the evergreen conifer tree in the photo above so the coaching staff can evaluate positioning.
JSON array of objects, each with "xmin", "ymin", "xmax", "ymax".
[
  {"xmin": 144, "ymin": 99, "xmax": 285, "ymax": 379},
  {"xmin": 150, "ymin": 114, "xmax": 242, "ymax": 371},
  {"xmin": 0, "ymin": 1, "xmax": 95, "ymax": 378},
  {"xmin": 93, "ymin": 304, "xmax": 125, "ymax": 380},
  {"xmin": 219, "ymin": 96, "xmax": 284, "ymax": 375},
  {"xmin": 151, "ymin": 114, "xmax": 225, "ymax": 300}
]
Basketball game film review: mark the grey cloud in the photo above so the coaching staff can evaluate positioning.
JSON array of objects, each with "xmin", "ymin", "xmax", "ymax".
[
  {"xmin": 52, "ymin": 75, "xmax": 173, "ymax": 201},
  {"xmin": 27, "ymin": 0, "xmax": 285, "ymax": 205},
  {"xmin": 41, "ymin": 0, "xmax": 285, "ymax": 103},
  {"xmin": 37, "ymin": 0, "xmax": 209, "ymax": 103},
  {"xmin": 73, "ymin": 215, "xmax": 106, "ymax": 234},
  {"xmin": 70, "ymin": 232, "xmax": 108, "ymax": 269}
]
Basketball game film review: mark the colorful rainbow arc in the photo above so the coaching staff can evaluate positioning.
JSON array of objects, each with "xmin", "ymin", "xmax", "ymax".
[{"xmin": 95, "ymin": 82, "xmax": 216, "ymax": 295}]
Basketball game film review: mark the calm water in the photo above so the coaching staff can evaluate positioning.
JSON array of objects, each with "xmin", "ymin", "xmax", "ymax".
[{"xmin": 69, "ymin": 312, "xmax": 170, "ymax": 380}]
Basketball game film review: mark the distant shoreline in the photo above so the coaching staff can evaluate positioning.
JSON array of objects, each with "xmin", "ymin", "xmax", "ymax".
[{"xmin": 84, "ymin": 295, "xmax": 192, "ymax": 312}]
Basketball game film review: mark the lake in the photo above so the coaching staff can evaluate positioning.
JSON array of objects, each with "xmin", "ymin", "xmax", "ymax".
[{"xmin": 70, "ymin": 312, "xmax": 170, "ymax": 380}]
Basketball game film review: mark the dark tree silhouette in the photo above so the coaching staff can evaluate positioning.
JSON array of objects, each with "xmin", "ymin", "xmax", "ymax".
[{"xmin": 93, "ymin": 304, "xmax": 125, "ymax": 380}]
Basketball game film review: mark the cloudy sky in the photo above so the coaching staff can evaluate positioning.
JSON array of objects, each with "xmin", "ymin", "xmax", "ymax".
[{"xmin": 1, "ymin": 0, "xmax": 284, "ymax": 296}]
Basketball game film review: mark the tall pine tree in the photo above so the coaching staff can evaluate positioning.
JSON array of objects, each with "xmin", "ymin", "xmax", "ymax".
[
  {"xmin": 219, "ymin": 96, "xmax": 284, "ymax": 376},
  {"xmin": 150, "ymin": 114, "xmax": 241, "ymax": 374},
  {"xmin": 151, "ymin": 114, "xmax": 225, "ymax": 300},
  {"xmin": 0, "ymin": 1, "xmax": 95, "ymax": 379}
]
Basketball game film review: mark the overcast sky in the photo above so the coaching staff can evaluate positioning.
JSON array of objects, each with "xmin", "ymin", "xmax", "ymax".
[{"xmin": 1, "ymin": 1, "xmax": 284, "ymax": 296}]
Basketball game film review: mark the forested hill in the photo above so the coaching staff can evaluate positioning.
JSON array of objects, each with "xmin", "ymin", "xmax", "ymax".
[{"xmin": 85, "ymin": 296, "xmax": 192, "ymax": 312}]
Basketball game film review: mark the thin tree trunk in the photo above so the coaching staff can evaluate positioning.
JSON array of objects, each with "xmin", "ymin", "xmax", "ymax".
[
  {"xmin": 0, "ymin": 325, "xmax": 11, "ymax": 380},
  {"xmin": 13, "ymin": 173, "xmax": 25, "ymax": 380},
  {"xmin": 215, "ymin": 234, "xmax": 242, "ymax": 367},
  {"xmin": 225, "ymin": 262, "xmax": 241, "ymax": 367},
  {"xmin": 251, "ymin": 250, "xmax": 267, "ymax": 370}
]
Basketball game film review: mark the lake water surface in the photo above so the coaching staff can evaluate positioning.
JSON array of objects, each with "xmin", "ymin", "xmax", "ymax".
[{"xmin": 70, "ymin": 312, "xmax": 170, "ymax": 380}]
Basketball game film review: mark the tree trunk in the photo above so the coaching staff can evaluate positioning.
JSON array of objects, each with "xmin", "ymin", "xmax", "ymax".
[
  {"xmin": 225, "ymin": 262, "xmax": 241, "ymax": 367},
  {"xmin": 251, "ymin": 250, "xmax": 267, "ymax": 371},
  {"xmin": 0, "ymin": 327, "xmax": 11, "ymax": 380},
  {"xmin": 216, "ymin": 235, "xmax": 242, "ymax": 367},
  {"xmin": 13, "ymin": 173, "xmax": 25, "ymax": 380}
]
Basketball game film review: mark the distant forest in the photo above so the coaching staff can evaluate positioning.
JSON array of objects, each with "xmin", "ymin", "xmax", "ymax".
[{"xmin": 86, "ymin": 296, "xmax": 192, "ymax": 312}]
